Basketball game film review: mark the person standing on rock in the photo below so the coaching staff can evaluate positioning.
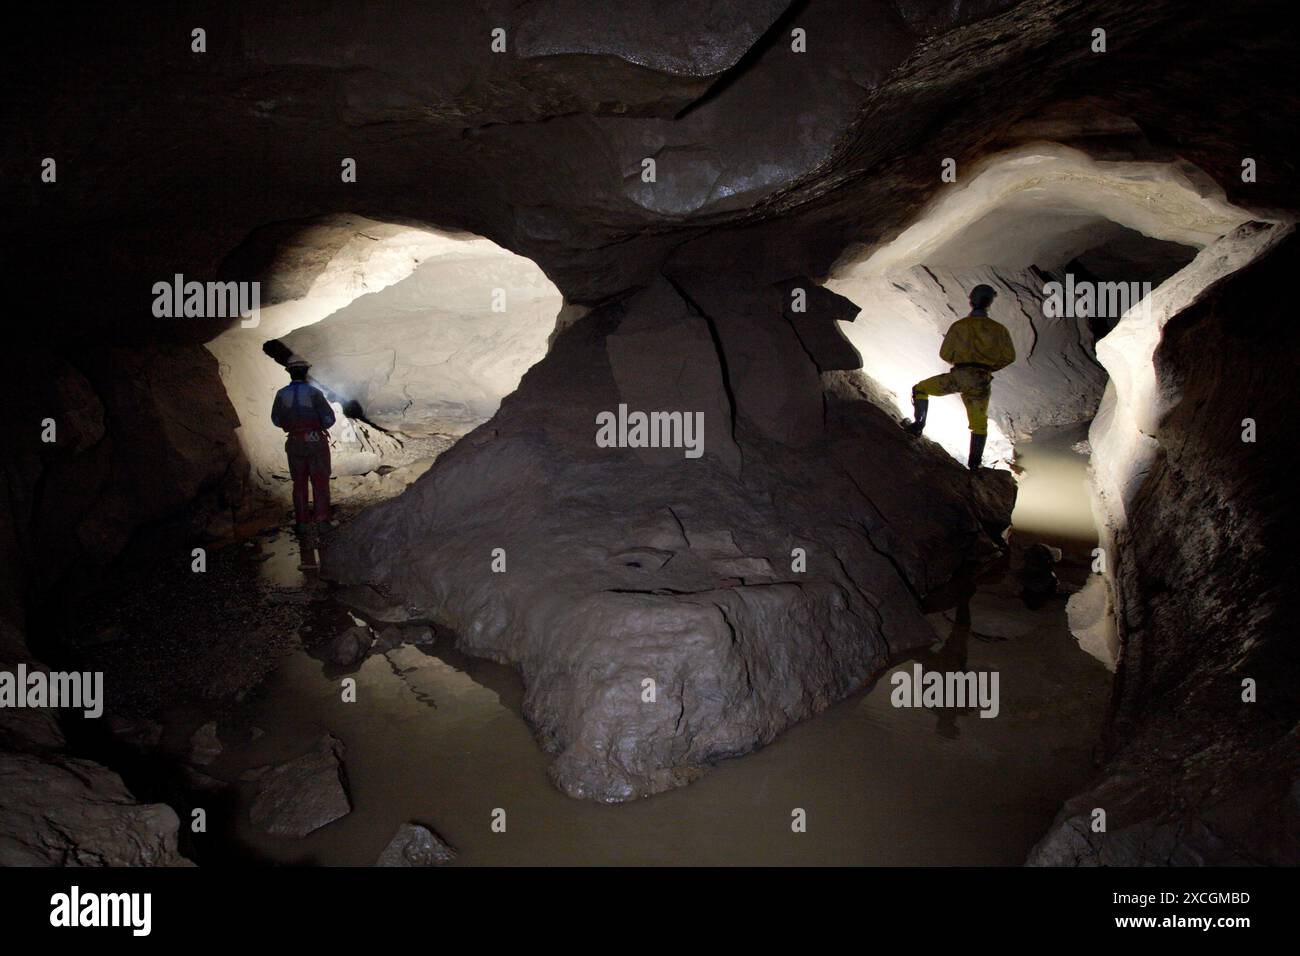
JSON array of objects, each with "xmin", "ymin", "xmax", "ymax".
[
  {"xmin": 903, "ymin": 283, "xmax": 1016, "ymax": 470},
  {"xmin": 271, "ymin": 356, "xmax": 337, "ymax": 533}
]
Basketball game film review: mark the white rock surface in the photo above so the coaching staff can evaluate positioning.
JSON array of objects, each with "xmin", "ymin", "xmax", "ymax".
[
  {"xmin": 1088, "ymin": 221, "xmax": 1291, "ymax": 554},
  {"xmin": 826, "ymin": 264, "xmax": 1107, "ymax": 466},
  {"xmin": 826, "ymin": 145, "xmax": 1249, "ymax": 468},
  {"xmin": 282, "ymin": 242, "xmax": 563, "ymax": 436},
  {"xmin": 1065, "ymin": 575, "xmax": 1117, "ymax": 671},
  {"xmin": 206, "ymin": 215, "xmax": 562, "ymax": 497}
]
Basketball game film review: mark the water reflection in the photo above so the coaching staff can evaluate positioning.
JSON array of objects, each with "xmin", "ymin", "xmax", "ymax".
[
  {"xmin": 209, "ymin": 540, "xmax": 1108, "ymax": 866},
  {"xmin": 1010, "ymin": 423, "xmax": 1097, "ymax": 544},
  {"xmin": 914, "ymin": 594, "xmax": 975, "ymax": 739}
]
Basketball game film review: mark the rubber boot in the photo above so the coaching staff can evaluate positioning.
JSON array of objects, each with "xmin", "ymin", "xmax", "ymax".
[
  {"xmin": 904, "ymin": 398, "xmax": 929, "ymax": 435},
  {"xmin": 967, "ymin": 432, "xmax": 987, "ymax": 471}
]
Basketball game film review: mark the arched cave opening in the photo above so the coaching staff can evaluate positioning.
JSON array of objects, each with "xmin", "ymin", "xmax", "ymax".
[{"xmin": 208, "ymin": 215, "xmax": 565, "ymax": 517}]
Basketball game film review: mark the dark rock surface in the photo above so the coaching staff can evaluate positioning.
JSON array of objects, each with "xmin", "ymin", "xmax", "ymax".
[
  {"xmin": 777, "ymin": 278, "xmax": 864, "ymax": 373},
  {"xmin": 335, "ymin": 584, "xmax": 419, "ymax": 625},
  {"xmin": 0, "ymin": 605, "xmax": 188, "ymax": 865},
  {"xmin": 0, "ymin": 648, "xmax": 65, "ymax": 755},
  {"xmin": 189, "ymin": 721, "xmax": 224, "ymax": 766},
  {"xmin": 604, "ymin": 279, "xmax": 742, "ymax": 472},
  {"xmin": 248, "ymin": 736, "xmax": 352, "ymax": 838},
  {"xmin": 375, "ymin": 822, "xmax": 457, "ymax": 867},
  {"xmin": 1030, "ymin": 232, "xmax": 1300, "ymax": 866},
  {"xmin": 0, "ymin": 0, "xmax": 1296, "ymax": 861},
  {"xmin": 326, "ymin": 289, "xmax": 1015, "ymax": 801},
  {"xmin": 373, "ymin": 623, "xmax": 436, "ymax": 654},
  {"xmin": 2, "ymin": 344, "xmax": 246, "ymax": 601},
  {"xmin": 680, "ymin": 277, "xmax": 826, "ymax": 449},
  {"xmin": 8, "ymin": 1, "xmax": 1293, "ymax": 324},
  {"xmin": 318, "ymin": 624, "xmax": 374, "ymax": 667},
  {"xmin": 0, "ymin": 750, "xmax": 189, "ymax": 866},
  {"xmin": 106, "ymin": 716, "xmax": 164, "ymax": 754},
  {"xmin": 1018, "ymin": 543, "xmax": 1060, "ymax": 603}
]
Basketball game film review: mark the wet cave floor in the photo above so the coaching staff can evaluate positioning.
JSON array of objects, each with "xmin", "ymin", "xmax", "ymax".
[{"xmin": 42, "ymin": 426, "xmax": 1111, "ymax": 866}]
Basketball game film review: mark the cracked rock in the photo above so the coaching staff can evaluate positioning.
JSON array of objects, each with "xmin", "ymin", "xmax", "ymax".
[
  {"xmin": 248, "ymin": 736, "xmax": 352, "ymax": 838},
  {"xmin": 375, "ymin": 822, "xmax": 457, "ymax": 866}
]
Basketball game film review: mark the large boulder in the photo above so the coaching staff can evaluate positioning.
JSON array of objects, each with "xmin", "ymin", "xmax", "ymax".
[
  {"xmin": 776, "ymin": 277, "xmax": 864, "ymax": 372},
  {"xmin": 318, "ymin": 625, "xmax": 374, "ymax": 667},
  {"xmin": 604, "ymin": 278, "xmax": 741, "ymax": 471},
  {"xmin": 325, "ymin": 287, "xmax": 1014, "ymax": 801},
  {"xmin": 681, "ymin": 276, "xmax": 826, "ymax": 448},
  {"xmin": 0, "ymin": 751, "xmax": 189, "ymax": 866},
  {"xmin": 248, "ymin": 736, "xmax": 352, "ymax": 837}
]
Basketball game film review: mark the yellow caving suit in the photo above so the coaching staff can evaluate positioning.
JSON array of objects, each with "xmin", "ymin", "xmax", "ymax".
[{"xmin": 911, "ymin": 312, "xmax": 1016, "ymax": 435}]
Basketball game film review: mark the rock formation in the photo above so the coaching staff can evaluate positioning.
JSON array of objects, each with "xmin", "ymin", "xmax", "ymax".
[
  {"xmin": 1, "ymin": 0, "xmax": 1297, "ymax": 863},
  {"xmin": 0, "ymin": 750, "xmax": 188, "ymax": 866},
  {"xmin": 325, "ymin": 277, "xmax": 1015, "ymax": 800},
  {"xmin": 1029, "ymin": 224, "xmax": 1300, "ymax": 865},
  {"xmin": 376, "ymin": 823, "xmax": 457, "ymax": 867},
  {"xmin": 247, "ymin": 736, "xmax": 353, "ymax": 838}
]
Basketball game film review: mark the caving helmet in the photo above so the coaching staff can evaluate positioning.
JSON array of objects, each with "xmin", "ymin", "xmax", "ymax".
[{"xmin": 969, "ymin": 284, "xmax": 997, "ymax": 310}]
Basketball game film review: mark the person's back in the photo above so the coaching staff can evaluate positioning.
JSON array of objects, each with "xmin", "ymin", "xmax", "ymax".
[
  {"xmin": 272, "ymin": 380, "xmax": 335, "ymax": 433},
  {"xmin": 939, "ymin": 314, "xmax": 1016, "ymax": 371}
]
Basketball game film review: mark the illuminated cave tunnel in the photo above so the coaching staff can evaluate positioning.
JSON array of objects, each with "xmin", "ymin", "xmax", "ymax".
[
  {"xmin": 206, "ymin": 217, "xmax": 565, "ymax": 504},
  {"xmin": 2, "ymin": 0, "xmax": 1297, "ymax": 870}
]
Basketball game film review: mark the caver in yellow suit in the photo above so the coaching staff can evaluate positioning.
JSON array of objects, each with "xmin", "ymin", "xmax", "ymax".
[{"xmin": 904, "ymin": 284, "xmax": 1015, "ymax": 470}]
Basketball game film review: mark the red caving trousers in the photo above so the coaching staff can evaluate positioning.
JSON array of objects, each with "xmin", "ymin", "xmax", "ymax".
[{"xmin": 285, "ymin": 430, "xmax": 332, "ymax": 523}]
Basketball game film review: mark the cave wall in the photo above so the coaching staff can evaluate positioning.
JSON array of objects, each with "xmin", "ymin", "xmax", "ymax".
[
  {"xmin": 0, "ymin": 344, "xmax": 228, "ymax": 865},
  {"xmin": 1, "ymin": 0, "xmax": 1297, "ymax": 860},
  {"xmin": 278, "ymin": 232, "xmax": 563, "ymax": 438},
  {"xmin": 2, "ymin": 345, "xmax": 246, "ymax": 602},
  {"xmin": 1029, "ymin": 227, "xmax": 1300, "ymax": 865}
]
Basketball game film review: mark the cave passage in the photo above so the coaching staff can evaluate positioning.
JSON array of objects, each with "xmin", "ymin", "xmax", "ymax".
[
  {"xmin": 25, "ymin": 149, "xmax": 1280, "ymax": 869},
  {"xmin": 204, "ymin": 215, "xmax": 565, "ymax": 512},
  {"xmin": 31, "ymin": 148, "xmax": 1277, "ymax": 867},
  {"xmin": 6, "ymin": 0, "xmax": 1297, "ymax": 878},
  {"xmin": 57, "ymin": 152, "xmax": 1241, "ymax": 864},
  {"xmin": 828, "ymin": 146, "xmax": 1222, "ymax": 472}
]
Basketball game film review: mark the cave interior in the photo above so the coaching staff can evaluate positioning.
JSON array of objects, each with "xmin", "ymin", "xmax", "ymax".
[{"xmin": 1, "ymin": 0, "xmax": 1297, "ymax": 867}]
